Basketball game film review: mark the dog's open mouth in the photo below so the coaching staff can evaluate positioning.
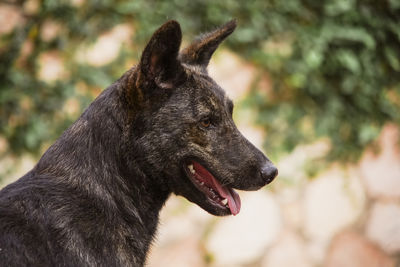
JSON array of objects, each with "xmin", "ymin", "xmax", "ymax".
[{"xmin": 185, "ymin": 161, "xmax": 241, "ymax": 215}]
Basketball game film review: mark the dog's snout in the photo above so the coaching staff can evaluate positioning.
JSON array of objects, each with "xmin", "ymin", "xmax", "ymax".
[{"xmin": 260, "ymin": 164, "xmax": 278, "ymax": 184}]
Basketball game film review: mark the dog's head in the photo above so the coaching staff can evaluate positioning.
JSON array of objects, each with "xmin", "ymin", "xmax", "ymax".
[{"xmin": 124, "ymin": 20, "xmax": 277, "ymax": 216}]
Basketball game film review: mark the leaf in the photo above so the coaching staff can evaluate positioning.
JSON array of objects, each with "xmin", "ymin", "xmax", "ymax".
[{"xmin": 322, "ymin": 25, "xmax": 376, "ymax": 50}]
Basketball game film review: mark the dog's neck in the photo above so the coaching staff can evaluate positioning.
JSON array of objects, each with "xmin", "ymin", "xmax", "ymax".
[{"xmin": 35, "ymin": 83, "xmax": 171, "ymax": 237}]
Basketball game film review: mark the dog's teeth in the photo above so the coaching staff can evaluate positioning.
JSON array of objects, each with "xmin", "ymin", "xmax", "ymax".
[
  {"xmin": 200, "ymin": 181, "xmax": 204, "ymax": 185},
  {"xmin": 222, "ymin": 199, "xmax": 228, "ymax": 205},
  {"xmin": 188, "ymin": 164, "xmax": 195, "ymax": 174}
]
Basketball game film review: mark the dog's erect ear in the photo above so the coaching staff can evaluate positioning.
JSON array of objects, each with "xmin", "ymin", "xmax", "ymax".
[
  {"xmin": 179, "ymin": 20, "xmax": 236, "ymax": 71},
  {"xmin": 138, "ymin": 20, "xmax": 184, "ymax": 89}
]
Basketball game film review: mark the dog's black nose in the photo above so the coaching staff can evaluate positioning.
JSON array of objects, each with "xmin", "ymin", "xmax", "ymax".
[{"xmin": 260, "ymin": 164, "xmax": 278, "ymax": 184}]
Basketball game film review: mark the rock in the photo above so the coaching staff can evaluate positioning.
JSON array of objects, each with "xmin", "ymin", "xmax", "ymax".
[
  {"xmin": 155, "ymin": 196, "xmax": 211, "ymax": 247},
  {"xmin": 366, "ymin": 201, "xmax": 400, "ymax": 254},
  {"xmin": 306, "ymin": 239, "xmax": 329, "ymax": 266},
  {"xmin": 325, "ymin": 231, "xmax": 395, "ymax": 267},
  {"xmin": 359, "ymin": 124, "xmax": 400, "ymax": 199},
  {"xmin": 276, "ymin": 140, "xmax": 330, "ymax": 185},
  {"xmin": 23, "ymin": 0, "xmax": 39, "ymax": 15},
  {"xmin": 206, "ymin": 191, "xmax": 282, "ymax": 266},
  {"xmin": 302, "ymin": 168, "xmax": 365, "ymax": 265},
  {"xmin": 76, "ymin": 24, "xmax": 133, "ymax": 67},
  {"xmin": 38, "ymin": 51, "xmax": 68, "ymax": 82},
  {"xmin": 261, "ymin": 231, "xmax": 311, "ymax": 267},
  {"xmin": 41, "ymin": 20, "xmax": 62, "ymax": 42},
  {"xmin": 209, "ymin": 50, "xmax": 270, "ymax": 100},
  {"xmin": 273, "ymin": 141, "xmax": 332, "ymax": 232},
  {"xmin": 280, "ymin": 199, "xmax": 303, "ymax": 231},
  {"xmin": 236, "ymin": 122, "xmax": 265, "ymax": 152},
  {"xmin": 0, "ymin": 4, "xmax": 23, "ymax": 35},
  {"xmin": 147, "ymin": 236, "xmax": 206, "ymax": 267},
  {"xmin": 0, "ymin": 155, "xmax": 36, "ymax": 188},
  {"xmin": 148, "ymin": 196, "xmax": 212, "ymax": 267},
  {"xmin": 303, "ymin": 168, "xmax": 365, "ymax": 242}
]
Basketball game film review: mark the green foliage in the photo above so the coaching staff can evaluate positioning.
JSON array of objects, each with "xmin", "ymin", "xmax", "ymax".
[
  {"xmin": 242, "ymin": 0, "xmax": 400, "ymax": 161},
  {"xmin": 1, "ymin": 0, "xmax": 399, "ymax": 162}
]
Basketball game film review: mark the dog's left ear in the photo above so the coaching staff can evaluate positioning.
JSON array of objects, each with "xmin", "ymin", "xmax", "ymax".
[
  {"xmin": 179, "ymin": 20, "xmax": 236, "ymax": 72},
  {"xmin": 138, "ymin": 20, "xmax": 184, "ymax": 89}
]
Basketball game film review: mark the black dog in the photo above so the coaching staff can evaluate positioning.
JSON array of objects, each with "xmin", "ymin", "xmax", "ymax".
[{"xmin": 0, "ymin": 20, "xmax": 277, "ymax": 266}]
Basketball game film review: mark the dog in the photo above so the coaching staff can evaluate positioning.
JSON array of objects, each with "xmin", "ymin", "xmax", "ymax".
[{"xmin": 0, "ymin": 20, "xmax": 278, "ymax": 266}]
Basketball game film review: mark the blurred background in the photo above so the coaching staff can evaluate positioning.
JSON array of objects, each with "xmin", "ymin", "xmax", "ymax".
[{"xmin": 0, "ymin": 0, "xmax": 399, "ymax": 266}]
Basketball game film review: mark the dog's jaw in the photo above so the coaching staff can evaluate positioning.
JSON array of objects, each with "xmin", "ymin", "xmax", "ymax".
[{"xmin": 183, "ymin": 160, "xmax": 241, "ymax": 216}]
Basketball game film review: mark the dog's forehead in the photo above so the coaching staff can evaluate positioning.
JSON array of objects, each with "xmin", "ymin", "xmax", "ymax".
[{"xmin": 182, "ymin": 64, "xmax": 232, "ymax": 108}]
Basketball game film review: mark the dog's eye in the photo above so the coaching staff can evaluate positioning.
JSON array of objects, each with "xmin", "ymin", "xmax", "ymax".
[{"xmin": 201, "ymin": 118, "xmax": 211, "ymax": 128}]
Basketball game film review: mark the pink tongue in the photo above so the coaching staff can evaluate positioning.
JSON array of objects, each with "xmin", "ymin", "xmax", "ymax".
[
  {"xmin": 193, "ymin": 162, "xmax": 241, "ymax": 216},
  {"xmin": 211, "ymin": 179, "xmax": 241, "ymax": 216}
]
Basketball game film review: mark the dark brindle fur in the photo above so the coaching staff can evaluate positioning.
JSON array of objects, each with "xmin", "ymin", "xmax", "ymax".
[{"xmin": 0, "ymin": 20, "xmax": 277, "ymax": 266}]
